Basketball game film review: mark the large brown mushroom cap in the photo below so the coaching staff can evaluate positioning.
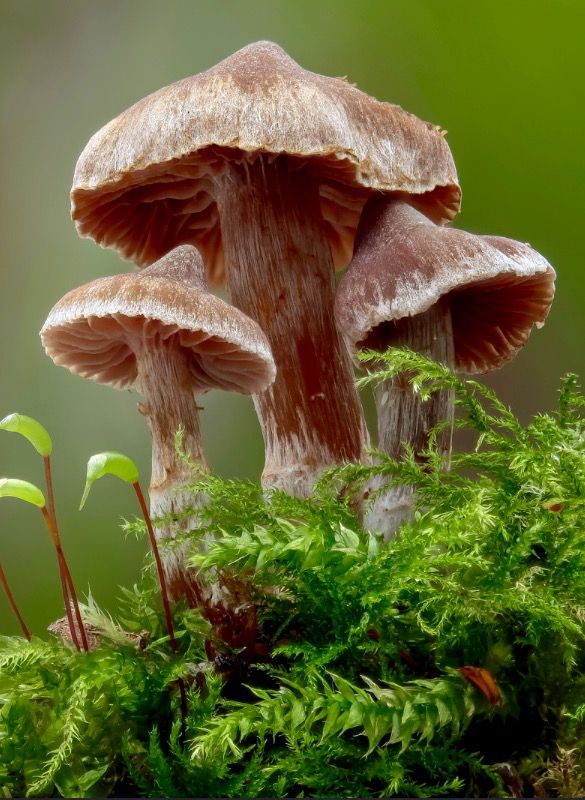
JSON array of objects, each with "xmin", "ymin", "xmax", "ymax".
[
  {"xmin": 71, "ymin": 41, "xmax": 460, "ymax": 283},
  {"xmin": 335, "ymin": 199, "xmax": 556, "ymax": 374},
  {"xmin": 40, "ymin": 245, "xmax": 275, "ymax": 392}
]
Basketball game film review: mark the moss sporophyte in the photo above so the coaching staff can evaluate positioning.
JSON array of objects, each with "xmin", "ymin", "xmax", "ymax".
[
  {"xmin": 80, "ymin": 451, "xmax": 177, "ymax": 656},
  {"xmin": 1, "ymin": 42, "xmax": 576, "ymax": 799},
  {"xmin": 0, "ymin": 414, "xmax": 89, "ymax": 652}
]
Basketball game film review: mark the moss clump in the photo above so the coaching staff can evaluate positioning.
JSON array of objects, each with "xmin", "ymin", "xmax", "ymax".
[{"xmin": 1, "ymin": 350, "xmax": 585, "ymax": 797}]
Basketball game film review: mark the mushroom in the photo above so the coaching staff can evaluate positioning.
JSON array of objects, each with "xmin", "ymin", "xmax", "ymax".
[
  {"xmin": 335, "ymin": 197, "xmax": 555, "ymax": 536},
  {"xmin": 40, "ymin": 245, "xmax": 275, "ymax": 598},
  {"xmin": 69, "ymin": 41, "xmax": 460, "ymax": 497}
]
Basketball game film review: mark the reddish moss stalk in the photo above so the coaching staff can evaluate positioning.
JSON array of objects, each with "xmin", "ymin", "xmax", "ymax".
[
  {"xmin": 43, "ymin": 455, "xmax": 56, "ymax": 532},
  {"xmin": 42, "ymin": 455, "xmax": 81, "ymax": 650},
  {"xmin": 40, "ymin": 506, "xmax": 89, "ymax": 652},
  {"xmin": 133, "ymin": 480, "xmax": 187, "ymax": 741},
  {"xmin": 0, "ymin": 562, "xmax": 31, "ymax": 640},
  {"xmin": 132, "ymin": 480, "xmax": 178, "ymax": 653}
]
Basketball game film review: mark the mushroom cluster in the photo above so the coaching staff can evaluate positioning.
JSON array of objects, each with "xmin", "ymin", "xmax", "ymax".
[
  {"xmin": 69, "ymin": 40, "xmax": 460, "ymax": 498},
  {"xmin": 42, "ymin": 41, "xmax": 555, "ymax": 591}
]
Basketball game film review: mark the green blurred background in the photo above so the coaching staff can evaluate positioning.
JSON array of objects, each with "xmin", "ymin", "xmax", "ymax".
[{"xmin": 1, "ymin": 0, "xmax": 583, "ymax": 634}]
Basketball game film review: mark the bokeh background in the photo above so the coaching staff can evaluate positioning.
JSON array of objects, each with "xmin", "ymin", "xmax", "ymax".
[{"xmin": 1, "ymin": 0, "xmax": 583, "ymax": 634}]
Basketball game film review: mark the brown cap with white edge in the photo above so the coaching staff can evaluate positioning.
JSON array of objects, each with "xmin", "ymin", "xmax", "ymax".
[
  {"xmin": 71, "ymin": 41, "xmax": 460, "ymax": 281},
  {"xmin": 335, "ymin": 198, "xmax": 555, "ymax": 375},
  {"xmin": 40, "ymin": 245, "xmax": 275, "ymax": 393}
]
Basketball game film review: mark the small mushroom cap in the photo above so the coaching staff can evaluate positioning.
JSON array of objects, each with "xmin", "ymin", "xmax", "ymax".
[
  {"xmin": 40, "ymin": 245, "xmax": 276, "ymax": 392},
  {"xmin": 335, "ymin": 198, "xmax": 555, "ymax": 374},
  {"xmin": 71, "ymin": 41, "xmax": 460, "ymax": 283}
]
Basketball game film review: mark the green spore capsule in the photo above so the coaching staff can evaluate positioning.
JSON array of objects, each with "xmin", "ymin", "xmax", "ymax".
[
  {"xmin": 0, "ymin": 478, "xmax": 46, "ymax": 508},
  {"xmin": 0, "ymin": 413, "xmax": 53, "ymax": 457},
  {"xmin": 80, "ymin": 452, "xmax": 140, "ymax": 510}
]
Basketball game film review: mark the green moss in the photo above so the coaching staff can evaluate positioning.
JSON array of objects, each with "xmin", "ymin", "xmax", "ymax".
[{"xmin": 1, "ymin": 349, "xmax": 585, "ymax": 797}]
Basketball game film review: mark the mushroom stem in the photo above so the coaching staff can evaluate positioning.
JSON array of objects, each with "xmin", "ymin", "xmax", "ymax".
[
  {"xmin": 135, "ymin": 338, "xmax": 208, "ymax": 600},
  {"xmin": 135, "ymin": 337, "xmax": 259, "ymax": 661},
  {"xmin": 217, "ymin": 156, "xmax": 369, "ymax": 497},
  {"xmin": 365, "ymin": 298, "xmax": 455, "ymax": 538}
]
